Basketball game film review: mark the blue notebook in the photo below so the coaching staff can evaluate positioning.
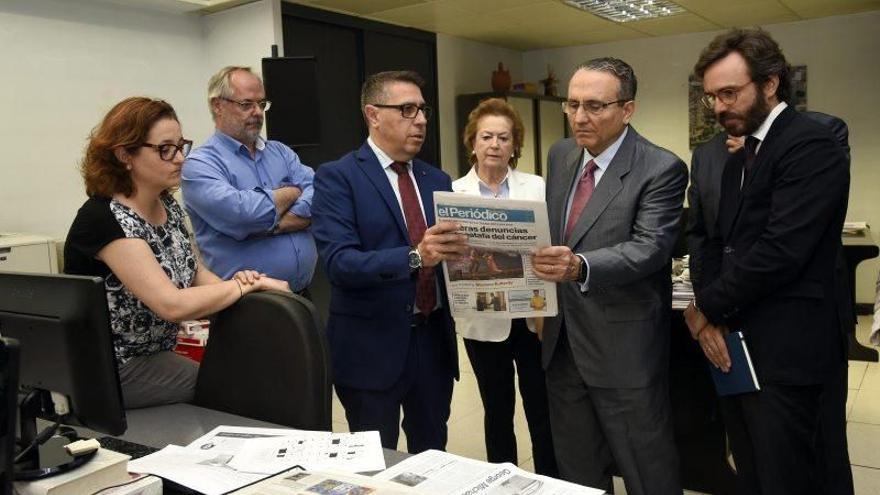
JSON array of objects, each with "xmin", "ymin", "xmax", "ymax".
[{"xmin": 709, "ymin": 331, "xmax": 760, "ymax": 396}]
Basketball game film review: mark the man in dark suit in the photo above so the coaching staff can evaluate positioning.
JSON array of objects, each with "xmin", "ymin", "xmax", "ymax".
[
  {"xmin": 685, "ymin": 29, "xmax": 851, "ymax": 494},
  {"xmin": 531, "ymin": 57, "xmax": 687, "ymax": 494},
  {"xmin": 687, "ymin": 117, "xmax": 854, "ymax": 495},
  {"xmin": 311, "ymin": 71, "xmax": 467, "ymax": 453}
]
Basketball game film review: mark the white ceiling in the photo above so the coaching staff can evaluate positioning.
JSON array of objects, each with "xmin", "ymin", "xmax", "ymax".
[
  {"xmin": 123, "ymin": 0, "xmax": 880, "ymax": 50},
  {"xmin": 287, "ymin": 0, "xmax": 880, "ymax": 50}
]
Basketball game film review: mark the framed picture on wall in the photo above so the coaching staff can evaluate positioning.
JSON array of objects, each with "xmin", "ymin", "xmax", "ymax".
[{"xmin": 688, "ymin": 65, "xmax": 807, "ymax": 149}]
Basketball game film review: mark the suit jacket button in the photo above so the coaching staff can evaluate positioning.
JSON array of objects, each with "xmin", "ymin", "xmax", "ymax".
[
  {"xmin": 405, "ymin": 304, "xmax": 412, "ymax": 312},
  {"xmin": 723, "ymin": 246, "xmax": 735, "ymax": 254}
]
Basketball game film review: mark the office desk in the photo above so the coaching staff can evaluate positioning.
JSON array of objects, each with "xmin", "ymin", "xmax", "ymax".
[{"xmin": 843, "ymin": 231, "xmax": 879, "ymax": 361}]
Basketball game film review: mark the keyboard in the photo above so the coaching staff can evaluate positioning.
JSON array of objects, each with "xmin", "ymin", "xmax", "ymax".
[{"xmin": 96, "ymin": 436, "xmax": 158, "ymax": 459}]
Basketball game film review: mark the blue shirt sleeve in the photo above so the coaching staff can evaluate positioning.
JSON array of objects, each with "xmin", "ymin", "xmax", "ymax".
[
  {"xmin": 280, "ymin": 146, "xmax": 315, "ymax": 219},
  {"xmin": 181, "ymin": 154, "xmax": 277, "ymax": 241}
]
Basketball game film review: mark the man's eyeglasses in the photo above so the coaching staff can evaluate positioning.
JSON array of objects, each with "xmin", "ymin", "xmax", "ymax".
[
  {"xmin": 700, "ymin": 81, "xmax": 753, "ymax": 109},
  {"xmin": 221, "ymin": 97, "xmax": 272, "ymax": 112},
  {"xmin": 562, "ymin": 99, "xmax": 629, "ymax": 116},
  {"xmin": 141, "ymin": 140, "xmax": 193, "ymax": 161},
  {"xmin": 372, "ymin": 103, "xmax": 432, "ymax": 120}
]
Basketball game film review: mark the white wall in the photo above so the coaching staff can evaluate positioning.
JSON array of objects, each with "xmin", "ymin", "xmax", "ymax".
[
  {"xmin": 436, "ymin": 34, "xmax": 523, "ymax": 178},
  {"xmin": 522, "ymin": 11, "xmax": 880, "ymax": 303},
  {"xmin": 0, "ymin": 0, "xmax": 280, "ymax": 243}
]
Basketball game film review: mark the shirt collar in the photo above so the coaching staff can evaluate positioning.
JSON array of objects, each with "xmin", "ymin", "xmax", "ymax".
[
  {"xmin": 368, "ymin": 136, "xmax": 412, "ymax": 171},
  {"xmin": 582, "ymin": 126, "xmax": 629, "ymax": 173},
  {"xmin": 751, "ymin": 102, "xmax": 788, "ymax": 144},
  {"xmin": 476, "ymin": 167, "xmax": 511, "ymax": 198},
  {"xmin": 214, "ymin": 130, "xmax": 266, "ymax": 154}
]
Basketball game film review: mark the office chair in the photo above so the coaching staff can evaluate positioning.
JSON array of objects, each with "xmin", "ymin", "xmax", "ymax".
[{"xmin": 194, "ymin": 291, "xmax": 332, "ymax": 431}]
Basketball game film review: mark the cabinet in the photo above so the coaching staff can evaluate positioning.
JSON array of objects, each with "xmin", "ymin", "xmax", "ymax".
[
  {"xmin": 455, "ymin": 92, "xmax": 568, "ymax": 179},
  {"xmin": 0, "ymin": 233, "xmax": 58, "ymax": 274}
]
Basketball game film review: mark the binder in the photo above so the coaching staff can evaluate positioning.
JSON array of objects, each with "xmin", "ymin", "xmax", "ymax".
[{"xmin": 709, "ymin": 331, "xmax": 760, "ymax": 396}]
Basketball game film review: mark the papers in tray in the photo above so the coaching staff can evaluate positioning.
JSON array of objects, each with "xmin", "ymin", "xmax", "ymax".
[{"xmin": 842, "ymin": 221, "xmax": 868, "ymax": 236}]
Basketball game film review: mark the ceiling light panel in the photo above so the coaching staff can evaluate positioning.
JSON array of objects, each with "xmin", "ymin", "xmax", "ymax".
[{"xmin": 564, "ymin": 0, "xmax": 686, "ymax": 23}]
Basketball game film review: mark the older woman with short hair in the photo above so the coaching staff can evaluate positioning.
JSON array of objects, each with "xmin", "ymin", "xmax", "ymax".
[
  {"xmin": 453, "ymin": 98, "xmax": 557, "ymax": 476},
  {"xmin": 64, "ymin": 97, "xmax": 289, "ymax": 409}
]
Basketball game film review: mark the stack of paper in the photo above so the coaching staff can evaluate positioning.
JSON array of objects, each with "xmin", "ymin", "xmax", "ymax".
[{"xmin": 127, "ymin": 426, "xmax": 385, "ymax": 495}]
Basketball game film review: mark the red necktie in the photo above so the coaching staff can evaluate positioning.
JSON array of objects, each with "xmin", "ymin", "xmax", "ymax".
[
  {"xmin": 390, "ymin": 162, "xmax": 437, "ymax": 316},
  {"xmin": 564, "ymin": 160, "xmax": 598, "ymax": 243}
]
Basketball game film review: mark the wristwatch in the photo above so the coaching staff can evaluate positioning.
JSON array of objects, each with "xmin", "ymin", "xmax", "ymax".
[
  {"xmin": 408, "ymin": 247, "xmax": 423, "ymax": 271},
  {"xmin": 577, "ymin": 256, "xmax": 587, "ymax": 283}
]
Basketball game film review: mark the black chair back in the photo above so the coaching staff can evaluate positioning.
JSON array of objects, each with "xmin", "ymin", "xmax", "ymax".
[{"xmin": 195, "ymin": 292, "xmax": 332, "ymax": 431}]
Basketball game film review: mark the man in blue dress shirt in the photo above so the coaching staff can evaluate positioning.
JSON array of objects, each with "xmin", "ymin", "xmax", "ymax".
[{"xmin": 182, "ymin": 66, "xmax": 316, "ymax": 293}]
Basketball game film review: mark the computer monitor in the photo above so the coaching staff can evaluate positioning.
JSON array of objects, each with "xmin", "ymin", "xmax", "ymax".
[
  {"xmin": 0, "ymin": 272, "xmax": 126, "ymax": 478},
  {"xmin": 1, "ymin": 337, "xmax": 19, "ymax": 495}
]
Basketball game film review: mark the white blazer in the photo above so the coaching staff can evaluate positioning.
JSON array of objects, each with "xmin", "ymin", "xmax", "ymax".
[{"xmin": 452, "ymin": 166, "xmax": 546, "ymax": 342}]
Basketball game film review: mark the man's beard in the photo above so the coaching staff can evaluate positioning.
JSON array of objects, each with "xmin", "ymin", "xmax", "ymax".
[
  {"xmin": 718, "ymin": 96, "xmax": 770, "ymax": 137},
  {"xmin": 240, "ymin": 117, "xmax": 263, "ymax": 143}
]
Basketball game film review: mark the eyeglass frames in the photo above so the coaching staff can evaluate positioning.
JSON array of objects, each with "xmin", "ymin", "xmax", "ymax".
[
  {"xmin": 562, "ymin": 99, "xmax": 630, "ymax": 116},
  {"xmin": 141, "ymin": 139, "xmax": 193, "ymax": 161},
  {"xmin": 371, "ymin": 103, "xmax": 433, "ymax": 120},
  {"xmin": 220, "ymin": 97, "xmax": 272, "ymax": 112},
  {"xmin": 700, "ymin": 81, "xmax": 754, "ymax": 109}
]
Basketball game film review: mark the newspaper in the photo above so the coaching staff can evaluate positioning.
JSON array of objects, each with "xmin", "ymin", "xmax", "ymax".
[
  {"xmin": 434, "ymin": 192, "xmax": 557, "ymax": 319},
  {"xmin": 373, "ymin": 450, "xmax": 604, "ymax": 495},
  {"xmin": 231, "ymin": 467, "xmax": 414, "ymax": 494}
]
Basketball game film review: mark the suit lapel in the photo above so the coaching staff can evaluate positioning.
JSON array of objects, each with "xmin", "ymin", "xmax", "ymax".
[
  {"xmin": 566, "ymin": 128, "xmax": 632, "ymax": 247},
  {"xmin": 355, "ymin": 143, "xmax": 409, "ymax": 239},
  {"xmin": 722, "ymin": 107, "xmax": 796, "ymax": 239},
  {"xmin": 719, "ymin": 151, "xmax": 744, "ymax": 240}
]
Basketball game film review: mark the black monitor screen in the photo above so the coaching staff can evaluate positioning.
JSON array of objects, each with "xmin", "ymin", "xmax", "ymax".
[
  {"xmin": 0, "ymin": 338, "xmax": 18, "ymax": 494},
  {"xmin": 0, "ymin": 272, "xmax": 125, "ymax": 437}
]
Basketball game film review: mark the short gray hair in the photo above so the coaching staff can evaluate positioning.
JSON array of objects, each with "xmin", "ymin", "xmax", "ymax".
[
  {"xmin": 574, "ymin": 57, "xmax": 637, "ymax": 101},
  {"xmin": 207, "ymin": 66, "xmax": 263, "ymax": 120}
]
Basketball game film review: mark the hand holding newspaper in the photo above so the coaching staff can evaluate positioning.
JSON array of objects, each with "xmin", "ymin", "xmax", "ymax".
[{"xmin": 434, "ymin": 191, "xmax": 558, "ymax": 320}]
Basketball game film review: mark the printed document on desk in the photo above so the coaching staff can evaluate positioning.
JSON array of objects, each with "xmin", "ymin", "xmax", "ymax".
[
  {"xmin": 127, "ymin": 444, "xmax": 266, "ymax": 495},
  {"xmin": 373, "ymin": 449, "xmax": 604, "ymax": 494},
  {"xmin": 434, "ymin": 191, "xmax": 557, "ymax": 320},
  {"xmin": 187, "ymin": 426, "xmax": 385, "ymax": 474}
]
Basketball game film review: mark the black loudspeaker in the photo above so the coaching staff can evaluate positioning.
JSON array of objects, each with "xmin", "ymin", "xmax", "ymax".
[{"xmin": 262, "ymin": 56, "xmax": 320, "ymax": 150}]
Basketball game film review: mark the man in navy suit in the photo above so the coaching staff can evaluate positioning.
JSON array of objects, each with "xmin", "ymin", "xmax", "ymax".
[
  {"xmin": 311, "ymin": 71, "xmax": 467, "ymax": 453},
  {"xmin": 685, "ymin": 29, "xmax": 850, "ymax": 494}
]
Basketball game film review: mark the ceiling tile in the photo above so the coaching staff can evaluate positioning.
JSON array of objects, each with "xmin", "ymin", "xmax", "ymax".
[
  {"xmin": 674, "ymin": 0, "xmax": 800, "ymax": 27},
  {"xmin": 433, "ymin": 0, "xmax": 543, "ymax": 15},
  {"xmin": 781, "ymin": 0, "xmax": 880, "ymax": 18},
  {"xmin": 282, "ymin": 0, "xmax": 880, "ymax": 50},
  {"xmin": 308, "ymin": 0, "xmax": 427, "ymax": 15},
  {"xmin": 625, "ymin": 12, "xmax": 721, "ymax": 36},
  {"xmin": 497, "ymin": 1, "xmax": 619, "ymax": 32}
]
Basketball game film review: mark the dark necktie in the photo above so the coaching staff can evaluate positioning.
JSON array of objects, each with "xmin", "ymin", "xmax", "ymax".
[
  {"xmin": 390, "ymin": 161, "xmax": 437, "ymax": 316},
  {"xmin": 564, "ymin": 160, "xmax": 598, "ymax": 243},
  {"xmin": 742, "ymin": 136, "xmax": 760, "ymax": 187}
]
